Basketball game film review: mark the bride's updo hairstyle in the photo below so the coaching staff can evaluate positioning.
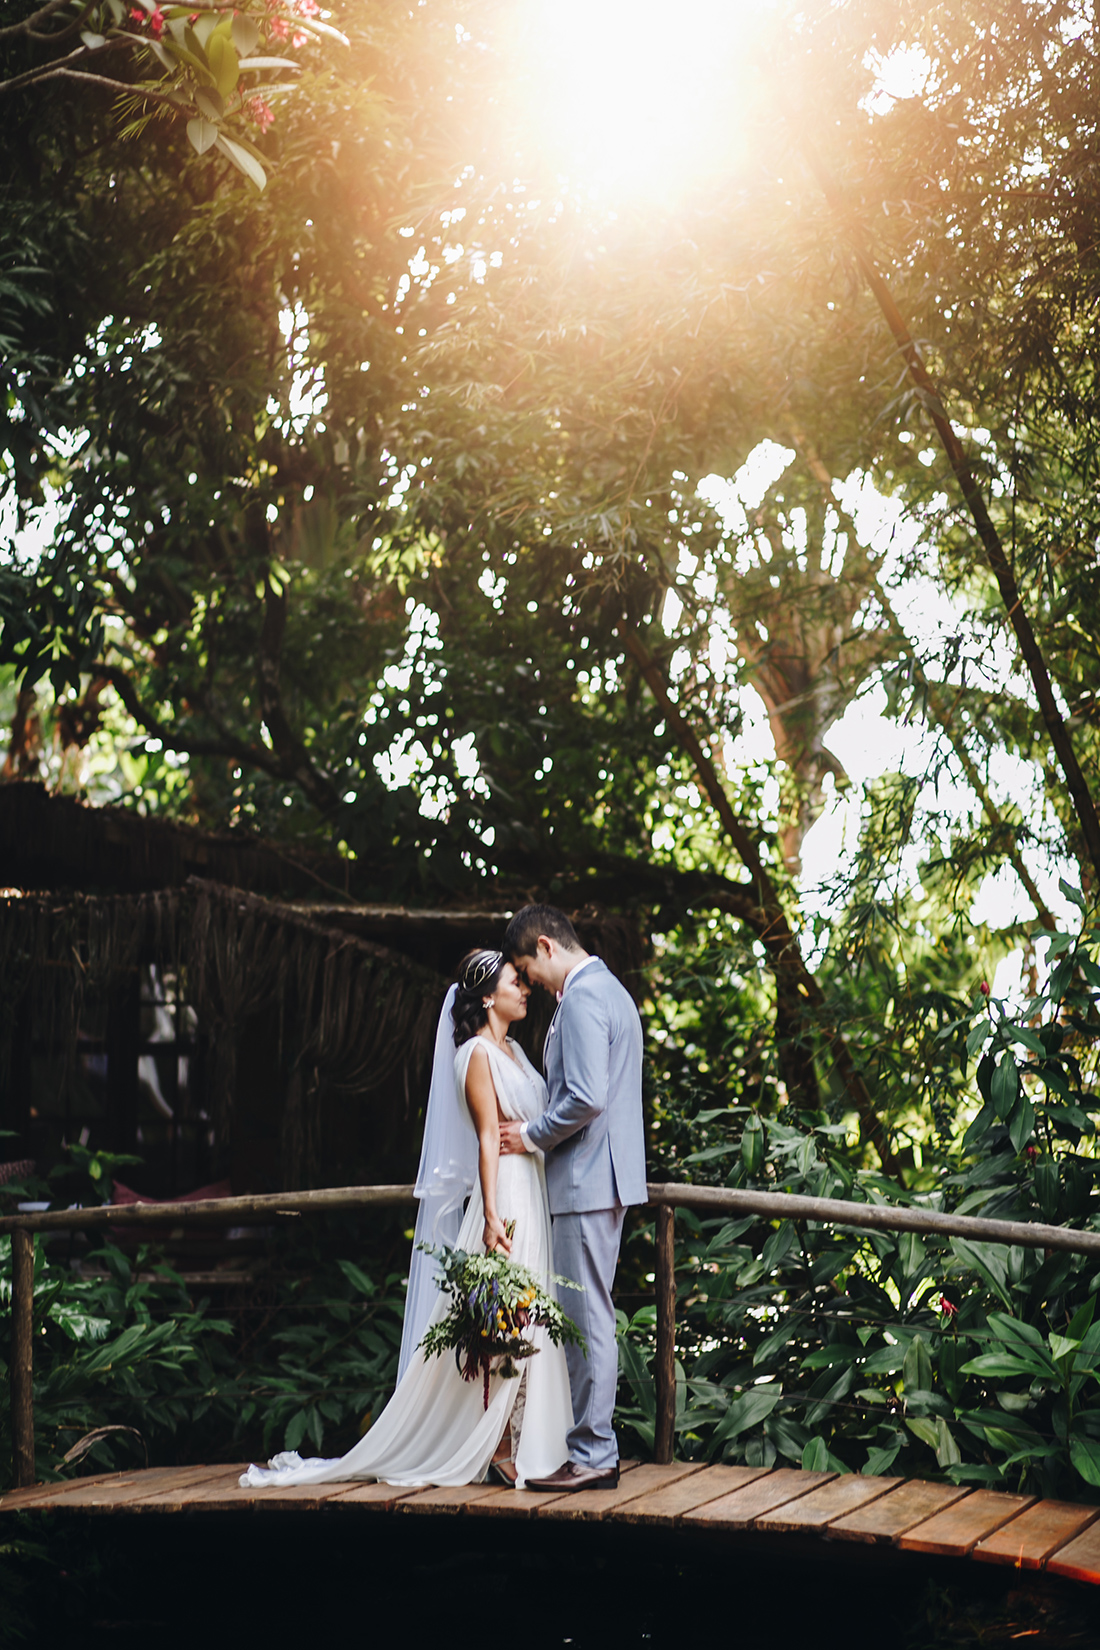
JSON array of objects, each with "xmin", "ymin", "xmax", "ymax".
[{"xmin": 452, "ymin": 948, "xmax": 505, "ymax": 1046}]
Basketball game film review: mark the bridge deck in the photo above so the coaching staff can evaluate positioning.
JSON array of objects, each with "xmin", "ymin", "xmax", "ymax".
[{"xmin": 5, "ymin": 1461, "xmax": 1100, "ymax": 1585}]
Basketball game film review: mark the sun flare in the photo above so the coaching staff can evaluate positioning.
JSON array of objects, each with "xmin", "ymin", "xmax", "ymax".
[{"xmin": 504, "ymin": 0, "xmax": 765, "ymax": 201}]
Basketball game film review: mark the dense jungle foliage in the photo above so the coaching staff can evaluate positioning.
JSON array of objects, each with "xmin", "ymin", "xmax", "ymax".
[{"xmin": 6, "ymin": 0, "xmax": 1100, "ymax": 1496}]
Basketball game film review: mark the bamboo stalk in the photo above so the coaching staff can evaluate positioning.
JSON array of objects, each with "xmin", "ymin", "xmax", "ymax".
[
  {"xmin": 645, "ymin": 1183, "xmax": 1100, "ymax": 1256},
  {"xmin": 654, "ymin": 1205, "xmax": 676, "ymax": 1466},
  {"xmin": 10, "ymin": 1230, "xmax": 35, "ymax": 1489}
]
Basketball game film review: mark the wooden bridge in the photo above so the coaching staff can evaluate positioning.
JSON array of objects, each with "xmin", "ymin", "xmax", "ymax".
[
  {"xmin": 7, "ymin": 1178, "xmax": 1100, "ymax": 1602},
  {"xmin": 5, "ymin": 1456, "xmax": 1100, "ymax": 1591}
]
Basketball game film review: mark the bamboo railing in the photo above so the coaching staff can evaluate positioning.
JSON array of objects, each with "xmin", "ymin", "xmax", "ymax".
[{"xmin": 7, "ymin": 1181, "xmax": 1100, "ymax": 1488}]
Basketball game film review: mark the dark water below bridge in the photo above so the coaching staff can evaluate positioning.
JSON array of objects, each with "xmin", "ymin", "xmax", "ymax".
[{"xmin": 2, "ymin": 1511, "xmax": 1098, "ymax": 1649}]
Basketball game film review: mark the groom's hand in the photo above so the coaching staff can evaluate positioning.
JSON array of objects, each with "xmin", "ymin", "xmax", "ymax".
[{"xmin": 498, "ymin": 1120, "xmax": 527, "ymax": 1155}]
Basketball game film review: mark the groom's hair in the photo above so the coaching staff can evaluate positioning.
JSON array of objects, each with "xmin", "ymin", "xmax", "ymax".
[{"xmin": 504, "ymin": 903, "xmax": 582, "ymax": 958}]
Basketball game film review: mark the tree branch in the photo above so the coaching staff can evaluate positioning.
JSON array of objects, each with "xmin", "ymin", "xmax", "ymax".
[
  {"xmin": 257, "ymin": 578, "xmax": 343, "ymax": 815},
  {"xmin": 0, "ymin": 0, "xmax": 76, "ymax": 42},
  {"xmin": 621, "ymin": 627, "xmax": 902, "ymax": 1174},
  {"xmin": 93, "ymin": 662, "xmax": 282, "ymax": 776},
  {"xmin": 784, "ymin": 420, "xmax": 1056, "ymax": 931},
  {"xmin": 797, "ymin": 132, "xmax": 1100, "ymax": 887}
]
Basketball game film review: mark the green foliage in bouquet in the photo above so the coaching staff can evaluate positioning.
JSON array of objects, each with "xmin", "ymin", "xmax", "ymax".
[{"xmin": 418, "ymin": 1244, "xmax": 586, "ymax": 1409}]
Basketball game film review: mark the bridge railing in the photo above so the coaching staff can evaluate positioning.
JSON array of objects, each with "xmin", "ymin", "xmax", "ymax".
[{"xmin": 6, "ymin": 1182, "xmax": 1100, "ymax": 1489}]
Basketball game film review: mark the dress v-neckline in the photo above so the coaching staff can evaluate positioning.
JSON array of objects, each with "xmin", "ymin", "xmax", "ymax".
[{"xmin": 478, "ymin": 1035, "xmax": 518, "ymax": 1066}]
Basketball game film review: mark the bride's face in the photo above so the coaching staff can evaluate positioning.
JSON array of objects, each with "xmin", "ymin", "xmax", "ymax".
[{"xmin": 491, "ymin": 962, "xmax": 529, "ymax": 1025}]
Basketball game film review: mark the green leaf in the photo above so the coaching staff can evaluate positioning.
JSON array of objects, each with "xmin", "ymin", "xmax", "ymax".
[
  {"xmin": 991, "ymin": 1055, "xmax": 1019, "ymax": 1121},
  {"xmin": 1059, "ymin": 878, "xmax": 1086, "ymax": 911},
  {"xmin": 712, "ymin": 1383, "xmax": 782, "ymax": 1442},
  {"xmin": 761, "ymin": 1221, "xmax": 795, "ymax": 1272},
  {"xmin": 896, "ymin": 1230, "xmax": 927, "ymax": 1281},
  {"xmin": 206, "ymin": 26, "xmax": 240, "ymax": 98},
  {"xmin": 336, "ymin": 1259, "xmax": 376, "ymax": 1296},
  {"xmin": 283, "ymin": 1409, "xmax": 309, "ymax": 1452},
  {"xmin": 902, "ymin": 1334, "xmax": 932, "ymax": 1395},
  {"xmin": 1008, "ymin": 1090, "xmax": 1036, "ymax": 1153},
  {"xmin": 801, "ymin": 1436, "xmax": 829, "ymax": 1472},
  {"xmin": 214, "ymin": 135, "xmax": 267, "ymax": 191},
  {"xmin": 1070, "ymin": 1435, "xmax": 1100, "ymax": 1487},
  {"xmin": 1008, "ymin": 1026, "xmax": 1046, "ymax": 1056},
  {"xmin": 960, "ymin": 1352, "xmax": 1054, "ymax": 1380},
  {"xmin": 186, "ymin": 118, "xmax": 219, "ymax": 156},
  {"xmin": 231, "ymin": 12, "xmax": 261, "ymax": 56},
  {"xmin": 863, "ymin": 1443, "xmax": 902, "ymax": 1476}
]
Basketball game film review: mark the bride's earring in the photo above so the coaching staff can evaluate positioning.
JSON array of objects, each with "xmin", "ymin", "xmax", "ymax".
[{"xmin": 483, "ymin": 997, "xmax": 494, "ymax": 1010}]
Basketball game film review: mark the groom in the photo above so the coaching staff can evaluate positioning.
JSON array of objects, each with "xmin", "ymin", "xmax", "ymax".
[{"xmin": 499, "ymin": 904, "xmax": 646, "ymax": 1491}]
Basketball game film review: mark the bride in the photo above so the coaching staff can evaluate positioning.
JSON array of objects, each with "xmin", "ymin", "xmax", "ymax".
[{"xmin": 240, "ymin": 949, "xmax": 574, "ymax": 1491}]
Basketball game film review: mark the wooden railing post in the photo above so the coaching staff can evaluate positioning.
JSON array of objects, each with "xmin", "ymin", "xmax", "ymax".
[
  {"xmin": 654, "ymin": 1204, "xmax": 676, "ymax": 1465},
  {"xmin": 10, "ymin": 1228, "xmax": 35, "ymax": 1488}
]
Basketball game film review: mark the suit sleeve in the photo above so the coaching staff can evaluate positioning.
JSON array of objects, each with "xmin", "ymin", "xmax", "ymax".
[{"xmin": 525, "ymin": 988, "xmax": 611, "ymax": 1154}]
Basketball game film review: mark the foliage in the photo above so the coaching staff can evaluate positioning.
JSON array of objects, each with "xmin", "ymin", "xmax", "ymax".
[
  {"xmin": 616, "ymin": 898, "xmax": 1100, "ymax": 1498},
  {"xmin": 0, "ymin": 1219, "xmax": 406, "ymax": 1490},
  {"xmin": 1, "ymin": 0, "xmax": 343, "ymax": 189}
]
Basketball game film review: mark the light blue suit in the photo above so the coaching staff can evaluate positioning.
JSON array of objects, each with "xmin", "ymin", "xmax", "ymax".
[{"xmin": 525, "ymin": 958, "xmax": 646, "ymax": 1469}]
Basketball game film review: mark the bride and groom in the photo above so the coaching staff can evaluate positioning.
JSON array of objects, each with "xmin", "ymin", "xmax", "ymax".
[{"xmin": 241, "ymin": 902, "xmax": 646, "ymax": 1493}]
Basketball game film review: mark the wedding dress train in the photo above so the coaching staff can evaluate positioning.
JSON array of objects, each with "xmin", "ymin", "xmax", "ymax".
[{"xmin": 240, "ymin": 1038, "xmax": 574, "ymax": 1490}]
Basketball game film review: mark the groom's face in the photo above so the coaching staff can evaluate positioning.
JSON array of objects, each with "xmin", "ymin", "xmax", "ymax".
[{"xmin": 512, "ymin": 938, "xmax": 558, "ymax": 995}]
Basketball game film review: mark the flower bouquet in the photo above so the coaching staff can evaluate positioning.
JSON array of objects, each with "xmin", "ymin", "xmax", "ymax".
[{"xmin": 418, "ymin": 1238, "xmax": 586, "ymax": 1409}]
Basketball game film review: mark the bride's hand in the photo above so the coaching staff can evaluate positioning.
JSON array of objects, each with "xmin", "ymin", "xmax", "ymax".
[{"xmin": 483, "ymin": 1212, "xmax": 512, "ymax": 1255}]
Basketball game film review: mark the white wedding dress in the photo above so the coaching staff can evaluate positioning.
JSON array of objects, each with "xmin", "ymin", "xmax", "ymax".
[{"xmin": 240, "ymin": 1037, "xmax": 574, "ymax": 1490}]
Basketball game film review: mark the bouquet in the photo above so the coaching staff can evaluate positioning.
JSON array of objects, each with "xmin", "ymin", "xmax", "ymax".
[{"xmin": 418, "ymin": 1236, "xmax": 586, "ymax": 1409}]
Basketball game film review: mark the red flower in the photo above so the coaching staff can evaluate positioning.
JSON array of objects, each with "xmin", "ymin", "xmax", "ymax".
[
  {"xmin": 149, "ymin": 6, "xmax": 165, "ymax": 35},
  {"xmin": 247, "ymin": 95, "xmax": 274, "ymax": 133},
  {"xmin": 1026, "ymin": 1145, "xmax": 1039, "ymax": 1161},
  {"xmin": 937, "ymin": 1295, "xmax": 959, "ymax": 1318},
  {"xmin": 130, "ymin": 6, "xmax": 144, "ymax": 20},
  {"xmin": 979, "ymin": 980, "xmax": 990, "ymax": 996}
]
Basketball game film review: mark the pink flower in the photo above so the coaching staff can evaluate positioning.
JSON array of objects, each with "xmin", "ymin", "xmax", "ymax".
[
  {"xmin": 293, "ymin": 0, "xmax": 320, "ymax": 14},
  {"xmin": 149, "ymin": 6, "xmax": 165, "ymax": 35},
  {"xmin": 130, "ymin": 6, "xmax": 144, "ymax": 19},
  {"xmin": 1026, "ymin": 1145, "xmax": 1039, "ymax": 1161},
  {"xmin": 268, "ymin": 16, "xmax": 289, "ymax": 38},
  {"xmin": 291, "ymin": 27, "xmax": 308, "ymax": 45},
  {"xmin": 247, "ymin": 95, "xmax": 275, "ymax": 132}
]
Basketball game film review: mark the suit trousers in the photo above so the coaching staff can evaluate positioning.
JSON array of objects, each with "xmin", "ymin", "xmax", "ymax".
[{"xmin": 551, "ymin": 1206, "xmax": 626, "ymax": 1470}]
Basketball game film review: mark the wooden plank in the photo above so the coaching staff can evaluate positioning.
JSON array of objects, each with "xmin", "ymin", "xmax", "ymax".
[
  {"xmin": 898, "ymin": 1488, "xmax": 1035, "ymax": 1557},
  {"xmin": 1045, "ymin": 1519, "xmax": 1100, "ymax": 1586},
  {"xmin": 148, "ymin": 1468, "xmax": 271, "ymax": 1512},
  {"xmin": 510, "ymin": 1462, "xmax": 702, "ymax": 1525},
  {"xmin": 756, "ymin": 1473, "xmax": 902, "ymax": 1533},
  {"xmin": 236, "ymin": 1479, "xmax": 367, "ymax": 1513},
  {"xmin": 13, "ymin": 1465, "xmax": 228, "ymax": 1513},
  {"xmin": 397, "ymin": 1483, "xmax": 503, "ymax": 1515},
  {"xmin": 682, "ymin": 1468, "xmax": 836, "ymax": 1532},
  {"xmin": 326, "ymin": 1482, "xmax": 426, "ymax": 1511},
  {"xmin": 829, "ymin": 1479, "xmax": 970, "ymax": 1544},
  {"xmin": 0, "ymin": 1469, "xmax": 134, "ymax": 1512},
  {"xmin": 611, "ymin": 1464, "xmax": 772, "ymax": 1527},
  {"xmin": 120, "ymin": 1467, "xmax": 252, "ymax": 1512},
  {"xmin": 469, "ymin": 1456, "xmax": 646, "ymax": 1519},
  {"xmin": 974, "ymin": 1500, "xmax": 1100, "ymax": 1570}
]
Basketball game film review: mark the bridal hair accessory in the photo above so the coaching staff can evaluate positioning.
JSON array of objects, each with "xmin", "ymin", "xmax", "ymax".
[{"xmin": 462, "ymin": 949, "xmax": 502, "ymax": 991}]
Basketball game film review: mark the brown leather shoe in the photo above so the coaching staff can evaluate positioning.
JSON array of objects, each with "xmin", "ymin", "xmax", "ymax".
[{"xmin": 523, "ymin": 1460, "xmax": 620, "ymax": 1493}]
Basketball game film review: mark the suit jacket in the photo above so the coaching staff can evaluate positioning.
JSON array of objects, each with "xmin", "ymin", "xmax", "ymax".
[{"xmin": 525, "ymin": 958, "xmax": 647, "ymax": 1215}]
